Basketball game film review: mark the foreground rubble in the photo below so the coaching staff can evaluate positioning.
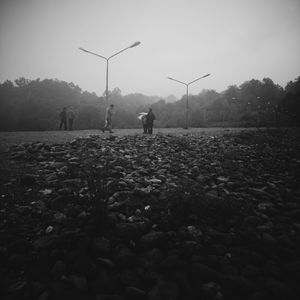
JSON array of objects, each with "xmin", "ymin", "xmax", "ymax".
[{"xmin": 0, "ymin": 129, "xmax": 299, "ymax": 300}]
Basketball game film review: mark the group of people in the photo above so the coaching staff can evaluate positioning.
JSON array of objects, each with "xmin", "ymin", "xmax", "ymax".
[
  {"xmin": 141, "ymin": 108, "xmax": 156, "ymax": 134},
  {"xmin": 101, "ymin": 104, "xmax": 156, "ymax": 134},
  {"xmin": 59, "ymin": 107, "xmax": 75, "ymax": 131},
  {"xmin": 59, "ymin": 104, "xmax": 156, "ymax": 134}
]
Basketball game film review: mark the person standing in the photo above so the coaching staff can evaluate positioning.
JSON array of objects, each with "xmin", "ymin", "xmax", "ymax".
[
  {"xmin": 102, "ymin": 104, "xmax": 115, "ymax": 133},
  {"xmin": 67, "ymin": 107, "xmax": 75, "ymax": 131},
  {"xmin": 146, "ymin": 108, "xmax": 156, "ymax": 134},
  {"xmin": 59, "ymin": 107, "xmax": 67, "ymax": 130},
  {"xmin": 141, "ymin": 114, "xmax": 148, "ymax": 134}
]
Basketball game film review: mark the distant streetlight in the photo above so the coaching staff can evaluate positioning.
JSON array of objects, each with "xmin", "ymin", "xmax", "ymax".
[
  {"xmin": 79, "ymin": 41, "xmax": 141, "ymax": 103},
  {"xmin": 167, "ymin": 74, "xmax": 210, "ymax": 129}
]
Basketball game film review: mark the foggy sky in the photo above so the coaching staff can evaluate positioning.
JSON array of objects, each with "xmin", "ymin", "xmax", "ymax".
[{"xmin": 0, "ymin": 0, "xmax": 299, "ymax": 98}]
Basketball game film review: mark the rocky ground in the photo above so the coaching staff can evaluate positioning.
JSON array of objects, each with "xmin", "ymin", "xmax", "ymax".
[{"xmin": 0, "ymin": 129, "xmax": 299, "ymax": 300}]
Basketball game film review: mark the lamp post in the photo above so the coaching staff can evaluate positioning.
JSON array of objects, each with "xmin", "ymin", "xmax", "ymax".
[
  {"xmin": 167, "ymin": 74, "xmax": 210, "ymax": 129},
  {"xmin": 79, "ymin": 41, "xmax": 141, "ymax": 104}
]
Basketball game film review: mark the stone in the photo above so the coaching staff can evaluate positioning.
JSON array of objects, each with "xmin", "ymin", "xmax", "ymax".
[
  {"xmin": 188, "ymin": 263, "xmax": 222, "ymax": 283},
  {"xmin": 241, "ymin": 265, "xmax": 261, "ymax": 278},
  {"xmin": 276, "ymin": 234, "xmax": 295, "ymax": 248},
  {"xmin": 283, "ymin": 260, "xmax": 300, "ymax": 278},
  {"xmin": 139, "ymin": 231, "xmax": 165, "ymax": 248},
  {"xmin": 62, "ymin": 178, "xmax": 82, "ymax": 186},
  {"xmin": 125, "ymin": 286, "xmax": 147, "ymax": 300},
  {"xmin": 138, "ymin": 248, "xmax": 164, "ymax": 269},
  {"xmin": 90, "ymin": 269, "xmax": 116, "ymax": 294},
  {"xmin": 12, "ymin": 150, "xmax": 27, "ymax": 160},
  {"xmin": 264, "ymin": 278, "xmax": 297, "ymax": 300},
  {"xmin": 179, "ymin": 241, "xmax": 206, "ymax": 257},
  {"xmin": 248, "ymin": 291, "xmax": 270, "ymax": 300},
  {"xmin": 45, "ymin": 226, "xmax": 54, "ymax": 234},
  {"xmin": 244, "ymin": 215, "xmax": 262, "ymax": 227},
  {"xmin": 68, "ymin": 275, "xmax": 87, "ymax": 291},
  {"xmin": 262, "ymin": 260, "xmax": 280, "ymax": 277},
  {"xmin": 119, "ymin": 269, "xmax": 140, "ymax": 287},
  {"xmin": 202, "ymin": 281, "xmax": 223, "ymax": 300},
  {"xmin": 33, "ymin": 235, "xmax": 60, "ymax": 249},
  {"xmin": 50, "ymin": 281, "xmax": 86, "ymax": 300},
  {"xmin": 96, "ymin": 257, "xmax": 114, "ymax": 269},
  {"xmin": 54, "ymin": 212, "xmax": 67, "ymax": 222},
  {"xmin": 115, "ymin": 223, "xmax": 140, "ymax": 241},
  {"xmin": 37, "ymin": 290, "xmax": 50, "ymax": 300},
  {"xmin": 148, "ymin": 281, "xmax": 179, "ymax": 300},
  {"xmin": 51, "ymin": 260, "xmax": 67, "ymax": 277},
  {"xmin": 51, "ymin": 196, "xmax": 70, "ymax": 211},
  {"xmin": 93, "ymin": 237, "xmax": 111, "ymax": 257},
  {"xmin": 7, "ymin": 280, "xmax": 28, "ymax": 294},
  {"xmin": 0, "ymin": 246, "xmax": 8, "ymax": 260},
  {"xmin": 221, "ymin": 275, "xmax": 255, "ymax": 296},
  {"xmin": 262, "ymin": 233, "xmax": 278, "ymax": 246},
  {"xmin": 96, "ymin": 295, "xmax": 123, "ymax": 300},
  {"xmin": 115, "ymin": 246, "xmax": 136, "ymax": 268},
  {"xmin": 211, "ymin": 244, "xmax": 228, "ymax": 256},
  {"xmin": 159, "ymin": 255, "xmax": 185, "ymax": 271},
  {"xmin": 20, "ymin": 174, "xmax": 36, "ymax": 186}
]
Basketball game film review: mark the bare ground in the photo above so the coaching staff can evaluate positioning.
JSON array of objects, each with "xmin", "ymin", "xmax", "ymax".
[{"xmin": 0, "ymin": 127, "xmax": 276, "ymax": 147}]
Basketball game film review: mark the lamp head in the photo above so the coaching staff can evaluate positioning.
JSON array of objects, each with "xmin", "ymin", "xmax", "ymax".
[
  {"xmin": 130, "ymin": 41, "xmax": 141, "ymax": 48},
  {"xmin": 78, "ymin": 47, "xmax": 88, "ymax": 52}
]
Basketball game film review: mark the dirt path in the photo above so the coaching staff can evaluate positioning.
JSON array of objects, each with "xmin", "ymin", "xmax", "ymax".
[{"xmin": 0, "ymin": 127, "xmax": 268, "ymax": 146}]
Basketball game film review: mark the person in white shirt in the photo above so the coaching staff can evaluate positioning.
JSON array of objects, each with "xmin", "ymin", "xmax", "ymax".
[
  {"xmin": 102, "ymin": 104, "xmax": 115, "ymax": 133},
  {"xmin": 67, "ymin": 107, "xmax": 75, "ymax": 131}
]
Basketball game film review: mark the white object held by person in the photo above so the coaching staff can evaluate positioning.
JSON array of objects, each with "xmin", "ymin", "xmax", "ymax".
[{"xmin": 137, "ymin": 112, "xmax": 147, "ymax": 120}]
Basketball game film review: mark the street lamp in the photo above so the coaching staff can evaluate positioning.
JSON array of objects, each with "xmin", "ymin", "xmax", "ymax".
[
  {"xmin": 167, "ymin": 74, "xmax": 210, "ymax": 129},
  {"xmin": 79, "ymin": 41, "xmax": 141, "ymax": 104}
]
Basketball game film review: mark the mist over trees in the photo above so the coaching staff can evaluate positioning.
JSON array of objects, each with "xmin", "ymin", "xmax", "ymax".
[{"xmin": 0, "ymin": 76, "xmax": 299, "ymax": 131}]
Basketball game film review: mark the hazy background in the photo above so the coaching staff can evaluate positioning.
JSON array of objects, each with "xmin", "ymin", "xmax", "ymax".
[{"xmin": 0, "ymin": 0, "xmax": 300, "ymax": 98}]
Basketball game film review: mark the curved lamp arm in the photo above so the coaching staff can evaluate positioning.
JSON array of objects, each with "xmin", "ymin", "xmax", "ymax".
[
  {"xmin": 188, "ymin": 73, "xmax": 210, "ymax": 86},
  {"xmin": 167, "ymin": 77, "xmax": 187, "ymax": 86},
  {"xmin": 78, "ymin": 47, "xmax": 107, "ymax": 60}
]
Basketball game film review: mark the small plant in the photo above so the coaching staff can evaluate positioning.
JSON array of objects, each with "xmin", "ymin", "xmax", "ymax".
[{"xmin": 80, "ymin": 147, "xmax": 115, "ymax": 232}]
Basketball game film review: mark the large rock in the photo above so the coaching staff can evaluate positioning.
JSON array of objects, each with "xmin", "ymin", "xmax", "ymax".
[
  {"xmin": 221, "ymin": 275, "xmax": 255, "ymax": 297},
  {"xmin": 115, "ymin": 246, "xmax": 136, "ymax": 268},
  {"xmin": 125, "ymin": 286, "xmax": 147, "ymax": 300},
  {"xmin": 263, "ymin": 278, "xmax": 298, "ymax": 300},
  {"xmin": 159, "ymin": 255, "xmax": 186, "ymax": 272},
  {"xmin": 148, "ymin": 281, "xmax": 179, "ymax": 300},
  {"xmin": 50, "ymin": 280, "xmax": 86, "ymax": 300},
  {"xmin": 90, "ymin": 269, "xmax": 116, "ymax": 294},
  {"xmin": 283, "ymin": 260, "xmax": 300, "ymax": 277},
  {"xmin": 188, "ymin": 263, "xmax": 222, "ymax": 284},
  {"xmin": 51, "ymin": 260, "xmax": 67, "ymax": 277},
  {"xmin": 92, "ymin": 237, "xmax": 111, "ymax": 257},
  {"xmin": 119, "ymin": 269, "xmax": 140, "ymax": 287},
  {"xmin": 115, "ymin": 222, "xmax": 150, "ymax": 241},
  {"xmin": 139, "ymin": 231, "xmax": 165, "ymax": 248},
  {"xmin": 20, "ymin": 174, "xmax": 36, "ymax": 186}
]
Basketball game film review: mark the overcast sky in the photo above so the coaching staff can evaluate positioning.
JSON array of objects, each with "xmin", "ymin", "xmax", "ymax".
[{"xmin": 0, "ymin": 0, "xmax": 299, "ymax": 98}]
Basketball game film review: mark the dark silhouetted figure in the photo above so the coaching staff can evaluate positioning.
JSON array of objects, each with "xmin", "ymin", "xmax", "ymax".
[
  {"xmin": 146, "ymin": 108, "xmax": 156, "ymax": 134},
  {"xmin": 102, "ymin": 104, "xmax": 115, "ymax": 133},
  {"xmin": 141, "ymin": 115, "xmax": 148, "ymax": 133},
  {"xmin": 68, "ymin": 107, "xmax": 75, "ymax": 131},
  {"xmin": 59, "ymin": 107, "xmax": 67, "ymax": 130}
]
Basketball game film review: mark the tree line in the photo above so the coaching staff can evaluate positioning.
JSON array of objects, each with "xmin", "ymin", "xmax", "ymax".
[{"xmin": 0, "ymin": 76, "xmax": 299, "ymax": 131}]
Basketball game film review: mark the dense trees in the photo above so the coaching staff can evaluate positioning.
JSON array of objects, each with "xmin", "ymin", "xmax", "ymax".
[
  {"xmin": 0, "ymin": 76, "xmax": 299, "ymax": 131},
  {"xmin": 278, "ymin": 76, "xmax": 300, "ymax": 123}
]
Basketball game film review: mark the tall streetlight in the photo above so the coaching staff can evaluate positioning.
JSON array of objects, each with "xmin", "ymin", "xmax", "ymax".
[
  {"xmin": 167, "ymin": 74, "xmax": 210, "ymax": 129},
  {"xmin": 79, "ymin": 41, "xmax": 141, "ymax": 103}
]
